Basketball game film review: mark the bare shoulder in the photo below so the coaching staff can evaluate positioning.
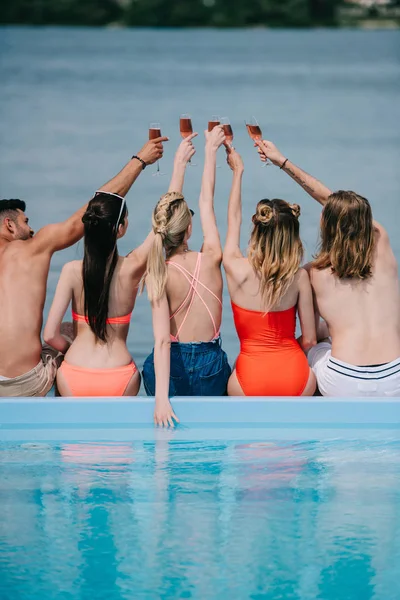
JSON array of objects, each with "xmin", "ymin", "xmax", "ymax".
[
  {"xmin": 200, "ymin": 250, "xmax": 223, "ymax": 270},
  {"xmin": 64, "ymin": 259, "xmax": 81, "ymax": 273},
  {"xmin": 295, "ymin": 267, "xmax": 311, "ymax": 290},
  {"xmin": 120, "ymin": 253, "xmax": 146, "ymax": 280},
  {"xmin": 223, "ymin": 253, "xmax": 249, "ymax": 273}
]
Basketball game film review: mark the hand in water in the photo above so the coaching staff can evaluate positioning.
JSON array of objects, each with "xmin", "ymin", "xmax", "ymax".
[
  {"xmin": 225, "ymin": 145, "xmax": 244, "ymax": 174},
  {"xmin": 174, "ymin": 132, "xmax": 197, "ymax": 166},
  {"xmin": 154, "ymin": 398, "xmax": 180, "ymax": 428},
  {"xmin": 137, "ymin": 136, "xmax": 169, "ymax": 165},
  {"xmin": 205, "ymin": 124, "xmax": 225, "ymax": 151},
  {"xmin": 254, "ymin": 139, "xmax": 285, "ymax": 167}
]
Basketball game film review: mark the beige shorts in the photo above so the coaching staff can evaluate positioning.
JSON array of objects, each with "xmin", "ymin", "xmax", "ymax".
[{"xmin": 0, "ymin": 345, "xmax": 63, "ymax": 398}]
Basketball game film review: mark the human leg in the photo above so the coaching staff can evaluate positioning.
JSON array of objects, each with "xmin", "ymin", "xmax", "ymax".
[
  {"xmin": 227, "ymin": 368, "xmax": 245, "ymax": 396},
  {"xmin": 301, "ymin": 368, "xmax": 317, "ymax": 396},
  {"xmin": 123, "ymin": 369, "xmax": 141, "ymax": 396}
]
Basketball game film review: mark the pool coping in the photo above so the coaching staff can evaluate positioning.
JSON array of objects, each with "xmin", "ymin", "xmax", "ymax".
[{"xmin": 0, "ymin": 397, "xmax": 399, "ymax": 441}]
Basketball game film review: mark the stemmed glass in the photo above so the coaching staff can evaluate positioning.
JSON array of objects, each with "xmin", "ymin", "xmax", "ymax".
[
  {"xmin": 180, "ymin": 113, "xmax": 196, "ymax": 166},
  {"xmin": 208, "ymin": 115, "xmax": 221, "ymax": 168},
  {"xmin": 220, "ymin": 117, "xmax": 234, "ymax": 148},
  {"xmin": 245, "ymin": 116, "xmax": 269, "ymax": 166},
  {"xmin": 149, "ymin": 122, "xmax": 165, "ymax": 176},
  {"xmin": 208, "ymin": 115, "xmax": 220, "ymax": 132}
]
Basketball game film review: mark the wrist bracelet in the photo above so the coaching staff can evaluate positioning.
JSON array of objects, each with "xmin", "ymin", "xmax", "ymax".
[
  {"xmin": 131, "ymin": 155, "xmax": 146, "ymax": 170},
  {"xmin": 280, "ymin": 158, "xmax": 288, "ymax": 170}
]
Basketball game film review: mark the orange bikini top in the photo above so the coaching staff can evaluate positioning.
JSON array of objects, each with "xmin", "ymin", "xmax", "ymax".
[{"xmin": 72, "ymin": 311, "xmax": 132, "ymax": 325}]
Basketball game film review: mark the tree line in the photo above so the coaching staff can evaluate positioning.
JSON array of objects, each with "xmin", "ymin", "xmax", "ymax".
[
  {"xmin": 0, "ymin": 0, "xmax": 343, "ymax": 27},
  {"xmin": 1, "ymin": 0, "xmax": 399, "ymax": 27}
]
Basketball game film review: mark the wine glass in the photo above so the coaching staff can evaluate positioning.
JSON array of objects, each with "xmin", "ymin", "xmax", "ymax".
[
  {"xmin": 208, "ymin": 115, "xmax": 221, "ymax": 168},
  {"xmin": 245, "ymin": 116, "xmax": 269, "ymax": 166},
  {"xmin": 208, "ymin": 115, "xmax": 220, "ymax": 132},
  {"xmin": 149, "ymin": 122, "xmax": 165, "ymax": 176},
  {"xmin": 220, "ymin": 117, "xmax": 234, "ymax": 148},
  {"xmin": 180, "ymin": 113, "xmax": 196, "ymax": 166}
]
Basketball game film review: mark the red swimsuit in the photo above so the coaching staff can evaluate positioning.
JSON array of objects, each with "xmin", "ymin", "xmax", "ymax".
[{"xmin": 232, "ymin": 302, "xmax": 309, "ymax": 396}]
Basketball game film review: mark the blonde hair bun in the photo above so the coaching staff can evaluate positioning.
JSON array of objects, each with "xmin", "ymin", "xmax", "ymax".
[
  {"xmin": 289, "ymin": 203, "xmax": 301, "ymax": 219},
  {"xmin": 254, "ymin": 204, "xmax": 273, "ymax": 225}
]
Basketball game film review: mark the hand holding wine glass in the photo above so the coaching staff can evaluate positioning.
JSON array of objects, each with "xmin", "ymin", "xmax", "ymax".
[
  {"xmin": 254, "ymin": 139, "xmax": 286, "ymax": 167},
  {"xmin": 205, "ymin": 124, "xmax": 225, "ymax": 151},
  {"xmin": 180, "ymin": 114, "xmax": 196, "ymax": 166},
  {"xmin": 137, "ymin": 133, "xmax": 169, "ymax": 166},
  {"xmin": 220, "ymin": 117, "xmax": 234, "ymax": 148},
  {"xmin": 174, "ymin": 132, "xmax": 198, "ymax": 166},
  {"xmin": 148, "ymin": 123, "xmax": 168, "ymax": 176},
  {"xmin": 208, "ymin": 115, "xmax": 220, "ymax": 132},
  {"xmin": 225, "ymin": 146, "xmax": 244, "ymax": 174}
]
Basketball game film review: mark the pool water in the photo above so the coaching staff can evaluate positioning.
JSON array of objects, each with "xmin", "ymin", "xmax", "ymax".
[{"xmin": 0, "ymin": 439, "xmax": 399, "ymax": 599}]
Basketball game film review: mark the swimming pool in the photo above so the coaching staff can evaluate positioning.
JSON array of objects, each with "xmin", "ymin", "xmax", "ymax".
[{"xmin": 1, "ymin": 398, "xmax": 399, "ymax": 599}]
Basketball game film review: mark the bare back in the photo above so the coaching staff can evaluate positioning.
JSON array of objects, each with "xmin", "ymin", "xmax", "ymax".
[
  {"xmin": 226, "ymin": 257, "xmax": 302, "ymax": 313},
  {"xmin": 64, "ymin": 257, "xmax": 143, "ymax": 368},
  {"xmin": 311, "ymin": 227, "xmax": 400, "ymax": 364},
  {"xmin": 165, "ymin": 251, "xmax": 223, "ymax": 343},
  {"xmin": 0, "ymin": 242, "xmax": 52, "ymax": 377}
]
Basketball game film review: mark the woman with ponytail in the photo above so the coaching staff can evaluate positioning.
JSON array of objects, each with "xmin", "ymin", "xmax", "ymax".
[
  {"xmin": 143, "ymin": 127, "xmax": 231, "ymax": 426},
  {"xmin": 223, "ymin": 147, "xmax": 317, "ymax": 397},
  {"xmin": 43, "ymin": 133, "xmax": 167, "ymax": 396}
]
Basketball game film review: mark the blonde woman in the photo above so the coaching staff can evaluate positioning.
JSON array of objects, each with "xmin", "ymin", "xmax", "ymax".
[
  {"xmin": 223, "ymin": 147, "xmax": 316, "ymax": 396},
  {"xmin": 143, "ymin": 127, "xmax": 231, "ymax": 426}
]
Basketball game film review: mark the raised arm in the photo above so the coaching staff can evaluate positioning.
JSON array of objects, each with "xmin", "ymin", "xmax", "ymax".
[
  {"xmin": 31, "ymin": 136, "xmax": 168, "ymax": 256},
  {"xmin": 222, "ymin": 147, "xmax": 245, "ymax": 270},
  {"xmin": 150, "ymin": 291, "xmax": 179, "ymax": 428},
  {"xmin": 168, "ymin": 133, "xmax": 197, "ymax": 193},
  {"xmin": 255, "ymin": 140, "xmax": 332, "ymax": 206},
  {"xmin": 43, "ymin": 262, "xmax": 76, "ymax": 353},
  {"xmin": 199, "ymin": 126, "xmax": 226, "ymax": 258}
]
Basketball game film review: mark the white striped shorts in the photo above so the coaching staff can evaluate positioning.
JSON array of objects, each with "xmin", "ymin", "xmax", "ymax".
[{"xmin": 308, "ymin": 342, "xmax": 400, "ymax": 397}]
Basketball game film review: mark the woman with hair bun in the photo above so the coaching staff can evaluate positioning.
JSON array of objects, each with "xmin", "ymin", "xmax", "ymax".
[
  {"xmin": 43, "ymin": 131, "xmax": 168, "ymax": 396},
  {"xmin": 223, "ymin": 147, "xmax": 317, "ymax": 397},
  {"xmin": 143, "ymin": 127, "xmax": 231, "ymax": 427}
]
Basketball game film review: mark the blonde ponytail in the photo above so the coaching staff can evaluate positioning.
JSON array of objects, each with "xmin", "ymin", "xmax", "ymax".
[
  {"xmin": 146, "ymin": 232, "xmax": 168, "ymax": 302},
  {"xmin": 145, "ymin": 191, "xmax": 192, "ymax": 301}
]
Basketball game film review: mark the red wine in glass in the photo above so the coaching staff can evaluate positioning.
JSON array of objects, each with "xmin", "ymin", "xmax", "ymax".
[
  {"xmin": 246, "ymin": 124, "xmax": 262, "ymax": 140},
  {"xmin": 180, "ymin": 114, "xmax": 195, "ymax": 165},
  {"xmin": 220, "ymin": 117, "xmax": 233, "ymax": 147},
  {"xmin": 208, "ymin": 115, "xmax": 220, "ymax": 132},
  {"xmin": 149, "ymin": 122, "xmax": 164, "ymax": 176},
  {"xmin": 245, "ymin": 117, "xmax": 269, "ymax": 166}
]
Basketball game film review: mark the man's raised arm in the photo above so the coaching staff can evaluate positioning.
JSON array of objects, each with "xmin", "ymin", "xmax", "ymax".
[
  {"xmin": 31, "ymin": 136, "xmax": 168, "ymax": 254},
  {"xmin": 255, "ymin": 139, "xmax": 332, "ymax": 206}
]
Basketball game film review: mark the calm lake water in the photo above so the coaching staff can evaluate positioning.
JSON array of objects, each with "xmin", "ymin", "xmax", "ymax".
[{"xmin": 0, "ymin": 27, "xmax": 399, "ymax": 369}]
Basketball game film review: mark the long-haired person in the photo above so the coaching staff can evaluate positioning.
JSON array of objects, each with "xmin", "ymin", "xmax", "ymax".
[
  {"xmin": 143, "ymin": 127, "xmax": 231, "ymax": 426},
  {"xmin": 223, "ymin": 147, "xmax": 316, "ymax": 396},
  {"xmin": 43, "ymin": 136, "xmax": 167, "ymax": 396},
  {"xmin": 255, "ymin": 138, "xmax": 400, "ymax": 397}
]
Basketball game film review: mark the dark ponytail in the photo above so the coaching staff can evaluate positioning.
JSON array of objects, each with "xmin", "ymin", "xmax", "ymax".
[{"xmin": 82, "ymin": 193, "xmax": 127, "ymax": 342}]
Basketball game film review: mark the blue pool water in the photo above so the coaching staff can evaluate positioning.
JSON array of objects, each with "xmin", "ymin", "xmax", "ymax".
[
  {"xmin": 1, "ymin": 436, "xmax": 400, "ymax": 599},
  {"xmin": 1, "ymin": 398, "xmax": 399, "ymax": 599}
]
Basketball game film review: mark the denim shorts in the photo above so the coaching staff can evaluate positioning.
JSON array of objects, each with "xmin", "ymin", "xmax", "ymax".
[{"xmin": 142, "ymin": 336, "xmax": 231, "ymax": 397}]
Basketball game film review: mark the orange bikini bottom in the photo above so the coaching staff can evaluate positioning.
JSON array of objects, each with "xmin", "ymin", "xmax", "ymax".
[{"xmin": 58, "ymin": 361, "xmax": 137, "ymax": 397}]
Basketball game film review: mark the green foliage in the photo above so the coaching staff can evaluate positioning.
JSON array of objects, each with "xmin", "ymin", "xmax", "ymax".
[{"xmin": 0, "ymin": 0, "xmax": 346, "ymax": 27}]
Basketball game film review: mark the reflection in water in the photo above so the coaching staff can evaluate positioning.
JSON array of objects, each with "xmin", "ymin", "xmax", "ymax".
[{"xmin": 0, "ymin": 440, "xmax": 399, "ymax": 599}]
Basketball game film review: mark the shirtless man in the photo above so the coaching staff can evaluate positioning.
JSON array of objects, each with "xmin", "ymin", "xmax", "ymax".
[
  {"xmin": 0, "ymin": 136, "xmax": 167, "ymax": 397},
  {"xmin": 255, "ymin": 139, "xmax": 400, "ymax": 397}
]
